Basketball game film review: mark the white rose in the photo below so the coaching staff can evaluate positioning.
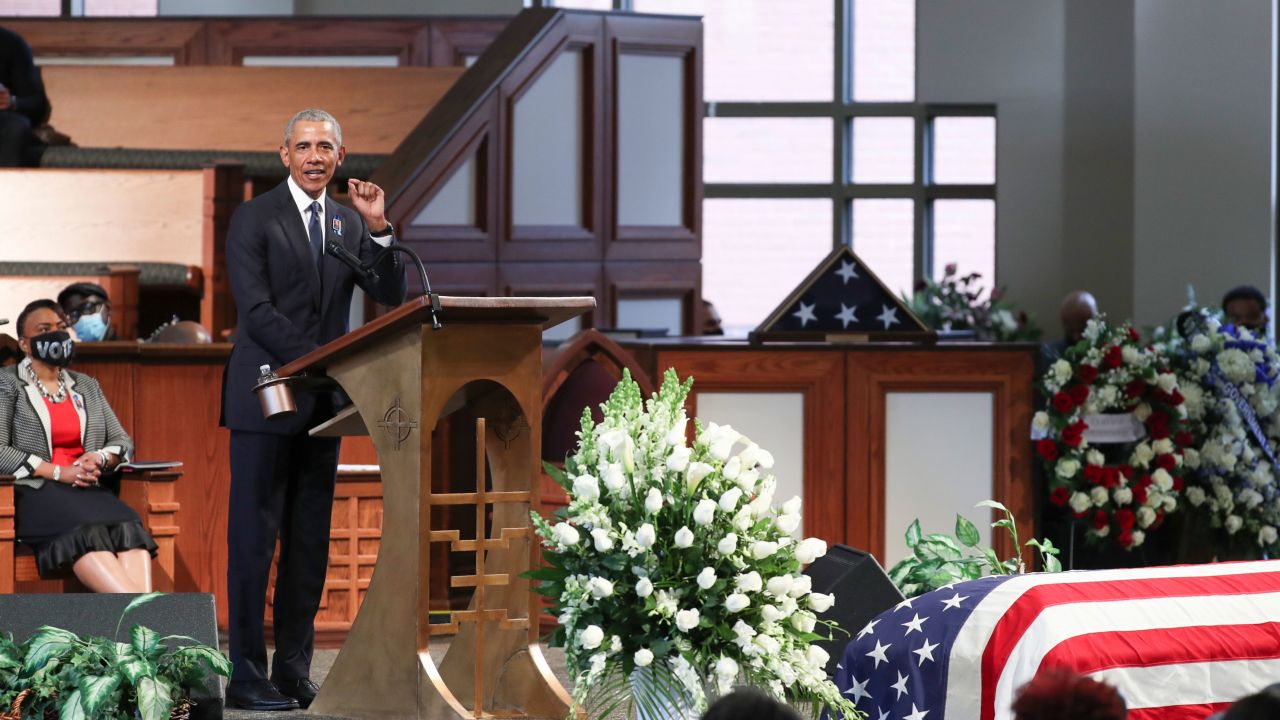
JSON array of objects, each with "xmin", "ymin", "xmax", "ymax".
[
  {"xmin": 552, "ymin": 522, "xmax": 580, "ymax": 546},
  {"xmin": 1137, "ymin": 506, "xmax": 1157, "ymax": 529},
  {"xmin": 1122, "ymin": 346, "xmax": 1141, "ymax": 365},
  {"xmin": 654, "ymin": 590, "xmax": 677, "ymax": 616},
  {"xmin": 751, "ymin": 540, "xmax": 779, "ymax": 560},
  {"xmin": 735, "ymin": 571, "xmax": 762, "ymax": 593},
  {"xmin": 644, "ymin": 488, "xmax": 663, "ymax": 514},
  {"xmin": 635, "ymin": 576, "xmax": 654, "ymax": 598},
  {"xmin": 1259, "ymin": 525, "xmax": 1278, "ymax": 546},
  {"xmin": 674, "ymin": 526, "xmax": 694, "ymax": 548},
  {"xmin": 1135, "ymin": 403, "xmax": 1153, "ymax": 422},
  {"xmin": 1033, "ymin": 411, "xmax": 1051, "ymax": 432},
  {"xmin": 1112, "ymin": 487, "xmax": 1133, "ymax": 506},
  {"xmin": 808, "ymin": 592, "xmax": 835, "ymax": 613},
  {"xmin": 807, "ymin": 645, "xmax": 831, "ymax": 672},
  {"xmin": 1185, "ymin": 486, "xmax": 1206, "ymax": 506},
  {"xmin": 717, "ymin": 533, "xmax": 739, "ymax": 556},
  {"xmin": 1183, "ymin": 448, "xmax": 1201, "ymax": 469},
  {"xmin": 757, "ymin": 448, "xmax": 776, "ymax": 469},
  {"xmin": 1130, "ymin": 530, "xmax": 1145, "ymax": 547},
  {"xmin": 603, "ymin": 463, "xmax": 626, "ymax": 492},
  {"xmin": 718, "ymin": 487, "xmax": 743, "ymax": 512},
  {"xmin": 573, "ymin": 474, "xmax": 600, "ymax": 502},
  {"xmin": 580, "ymin": 625, "xmax": 604, "ymax": 650},
  {"xmin": 1226, "ymin": 514, "xmax": 1244, "ymax": 534},
  {"xmin": 732, "ymin": 620, "xmax": 756, "ymax": 642},
  {"xmin": 1161, "ymin": 494, "xmax": 1177, "ymax": 512},
  {"xmin": 1152, "ymin": 468, "xmax": 1174, "ymax": 492},
  {"xmin": 1086, "ymin": 449, "xmax": 1105, "ymax": 466},
  {"xmin": 794, "ymin": 537, "xmax": 828, "ymax": 564},
  {"xmin": 775, "ymin": 512, "xmax": 801, "ymax": 534},
  {"xmin": 1156, "ymin": 373, "xmax": 1178, "ymax": 393},
  {"xmin": 1152, "ymin": 438, "xmax": 1174, "ymax": 455},
  {"xmin": 675, "ymin": 608, "xmax": 700, "ymax": 632},
  {"xmin": 665, "ymin": 415, "xmax": 687, "ymax": 446},
  {"xmin": 1056, "ymin": 458, "xmax": 1081, "ymax": 479},
  {"xmin": 1052, "ymin": 359, "xmax": 1072, "ymax": 384},
  {"xmin": 724, "ymin": 593, "xmax": 750, "ymax": 613},
  {"xmin": 766, "ymin": 575, "xmax": 793, "ymax": 597},
  {"xmin": 634, "ymin": 648, "xmax": 654, "ymax": 667},
  {"xmin": 697, "ymin": 566, "xmax": 717, "ymax": 590},
  {"xmin": 1191, "ymin": 334, "xmax": 1211, "ymax": 352},
  {"xmin": 693, "ymin": 498, "xmax": 718, "ymax": 526},
  {"xmin": 1069, "ymin": 492, "xmax": 1092, "ymax": 515},
  {"xmin": 1090, "ymin": 486, "xmax": 1109, "ymax": 507},
  {"xmin": 760, "ymin": 605, "xmax": 784, "ymax": 624},
  {"xmin": 667, "ymin": 446, "xmax": 691, "ymax": 473},
  {"xmin": 788, "ymin": 574, "xmax": 812, "ymax": 597},
  {"xmin": 588, "ymin": 577, "xmax": 614, "ymax": 599},
  {"xmin": 632, "ymin": 523, "xmax": 655, "ymax": 549},
  {"xmin": 780, "ymin": 496, "xmax": 802, "ymax": 516},
  {"xmin": 1131, "ymin": 442, "xmax": 1155, "ymax": 468},
  {"xmin": 735, "ymin": 468, "xmax": 760, "ymax": 494},
  {"xmin": 687, "ymin": 461, "xmax": 715, "ymax": 487},
  {"xmin": 591, "ymin": 528, "xmax": 614, "ymax": 552}
]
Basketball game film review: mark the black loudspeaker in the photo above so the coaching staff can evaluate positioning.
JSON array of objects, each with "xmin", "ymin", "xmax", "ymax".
[
  {"xmin": 0, "ymin": 593, "xmax": 223, "ymax": 719},
  {"xmin": 804, "ymin": 544, "xmax": 905, "ymax": 676}
]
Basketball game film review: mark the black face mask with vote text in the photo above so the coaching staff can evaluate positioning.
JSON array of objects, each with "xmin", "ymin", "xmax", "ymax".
[{"xmin": 28, "ymin": 331, "xmax": 75, "ymax": 367}]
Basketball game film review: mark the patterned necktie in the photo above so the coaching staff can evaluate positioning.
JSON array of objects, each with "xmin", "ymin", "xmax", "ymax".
[{"xmin": 307, "ymin": 200, "xmax": 323, "ymax": 269}]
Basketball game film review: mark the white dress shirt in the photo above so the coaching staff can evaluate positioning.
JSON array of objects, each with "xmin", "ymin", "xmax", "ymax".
[{"xmin": 286, "ymin": 176, "xmax": 391, "ymax": 249}]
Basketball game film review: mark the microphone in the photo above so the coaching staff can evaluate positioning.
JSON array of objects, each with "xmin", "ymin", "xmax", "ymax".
[{"xmin": 325, "ymin": 239, "xmax": 378, "ymax": 283}]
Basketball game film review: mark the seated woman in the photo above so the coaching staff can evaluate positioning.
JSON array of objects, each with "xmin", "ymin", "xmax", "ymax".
[{"xmin": 0, "ymin": 299, "xmax": 156, "ymax": 592}]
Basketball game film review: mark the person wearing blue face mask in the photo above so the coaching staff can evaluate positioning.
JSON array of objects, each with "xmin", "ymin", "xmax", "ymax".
[{"xmin": 56, "ymin": 281, "xmax": 115, "ymax": 342}]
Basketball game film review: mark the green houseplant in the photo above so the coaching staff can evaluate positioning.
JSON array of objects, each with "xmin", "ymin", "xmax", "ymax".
[{"xmin": 0, "ymin": 593, "xmax": 231, "ymax": 720}]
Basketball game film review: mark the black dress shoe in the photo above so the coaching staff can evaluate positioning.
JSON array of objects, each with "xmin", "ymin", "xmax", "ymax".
[
  {"xmin": 273, "ymin": 678, "xmax": 321, "ymax": 709},
  {"xmin": 226, "ymin": 680, "xmax": 300, "ymax": 711}
]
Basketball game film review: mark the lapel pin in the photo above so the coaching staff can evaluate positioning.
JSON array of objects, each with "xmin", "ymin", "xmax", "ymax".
[{"xmin": 332, "ymin": 215, "xmax": 344, "ymax": 237}]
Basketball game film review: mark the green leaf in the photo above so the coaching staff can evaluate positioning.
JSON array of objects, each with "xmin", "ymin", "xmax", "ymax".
[
  {"xmin": 78, "ymin": 674, "xmax": 121, "ymax": 717},
  {"xmin": 916, "ymin": 539, "xmax": 962, "ymax": 562},
  {"xmin": 975, "ymin": 499, "xmax": 1009, "ymax": 513},
  {"xmin": 955, "ymin": 514, "xmax": 981, "ymax": 547},
  {"xmin": 904, "ymin": 519, "xmax": 922, "ymax": 549},
  {"xmin": 115, "ymin": 593, "xmax": 164, "ymax": 639},
  {"xmin": 542, "ymin": 461, "xmax": 570, "ymax": 489},
  {"xmin": 174, "ymin": 646, "xmax": 232, "ymax": 678},
  {"xmin": 23, "ymin": 627, "xmax": 78, "ymax": 674},
  {"xmin": 522, "ymin": 566, "xmax": 568, "ymax": 583},
  {"xmin": 59, "ymin": 689, "xmax": 86, "ymax": 720},
  {"xmin": 981, "ymin": 548, "xmax": 1005, "ymax": 574},
  {"xmin": 1042, "ymin": 553, "xmax": 1063, "ymax": 573},
  {"xmin": 118, "ymin": 658, "xmax": 152, "ymax": 685},
  {"xmin": 136, "ymin": 676, "xmax": 173, "ymax": 720},
  {"xmin": 130, "ymin": 625, "xmax": 159, "ymax": 659}
]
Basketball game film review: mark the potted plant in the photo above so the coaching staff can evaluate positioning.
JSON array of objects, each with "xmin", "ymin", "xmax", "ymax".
[
  {"xmin": 0, "ymin": 593, "xmax": 231, "ymax": 720},
  {"xmin": 530, "ymin": 369, "xmax": 858, "ymax": 719}
]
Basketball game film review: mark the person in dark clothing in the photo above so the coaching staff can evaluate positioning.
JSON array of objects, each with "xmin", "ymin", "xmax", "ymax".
[
  {"xmin": 1222, "ymin": 285, "xmax": 1269, "ymax": 334},
  {"xmin": 0, "ymin": 26, "xmax": 51, "ymax": 168}
]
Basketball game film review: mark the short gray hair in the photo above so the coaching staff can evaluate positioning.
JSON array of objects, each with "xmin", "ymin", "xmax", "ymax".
[{"xmin": 284, "ymin": 108, "xmax": 343, "ymax": 147}]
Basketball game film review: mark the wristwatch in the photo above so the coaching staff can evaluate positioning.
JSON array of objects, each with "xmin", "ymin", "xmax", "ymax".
[
  {"xmin": 371, "ymin": 221, "xmax": 394, "ymax": 237},
  {"xmin": 52, "ymin": 465, "xmax": 61, "ymax": 483}
]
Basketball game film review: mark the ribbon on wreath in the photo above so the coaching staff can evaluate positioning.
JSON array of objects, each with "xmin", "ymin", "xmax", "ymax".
[{"xmin": 1204, "ymin": 363, "xmax": 1280, "ymax": 468}]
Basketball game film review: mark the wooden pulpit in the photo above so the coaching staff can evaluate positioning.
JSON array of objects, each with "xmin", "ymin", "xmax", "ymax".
[{"xmin": 270, "ymin": 295, "xmax": 592, "ymax": 719}]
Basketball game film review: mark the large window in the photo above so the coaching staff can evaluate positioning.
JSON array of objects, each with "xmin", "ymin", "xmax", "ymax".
[
  {"xmin": 7, "ymin": 0, "xmax": 157, "ymax": 14},
  {"xmin": 549, "ymin": 0, "xmax": 997, "ymax": 335}
]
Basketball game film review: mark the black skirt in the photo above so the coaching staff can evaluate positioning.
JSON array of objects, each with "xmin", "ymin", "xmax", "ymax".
[{"xmin": 14, "ymin": 481, "xmax": 159, "ymax": 578}]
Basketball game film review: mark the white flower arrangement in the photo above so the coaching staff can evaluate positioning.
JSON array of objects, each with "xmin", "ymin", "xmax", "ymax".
[
  {"xmin": 1157, "ymin": 308, "xmax": 1280, "ymax": 559},
  {"xmin": 530, "ymin": 370, "xmax": 858, "ymax": 718}
]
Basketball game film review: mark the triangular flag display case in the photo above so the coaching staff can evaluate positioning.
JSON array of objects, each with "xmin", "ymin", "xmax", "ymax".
[{"xmin": 751, "ymin": 246, "xmax": 935, "ymax": 343}]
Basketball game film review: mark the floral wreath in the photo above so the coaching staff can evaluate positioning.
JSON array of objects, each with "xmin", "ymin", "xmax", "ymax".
[
  {"xmin": 1036, "ymin": 318, "xmax": 1191, "ymax": 550},
  {"xmin": 1157, "ymin": 309, "xmax": 1280, "ymax": 558}
]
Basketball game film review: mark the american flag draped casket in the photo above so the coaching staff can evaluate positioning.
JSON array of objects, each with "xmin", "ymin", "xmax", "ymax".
[{"xmin": 833, "ymin": 560, "xmax": 1280, "ymax": 720}]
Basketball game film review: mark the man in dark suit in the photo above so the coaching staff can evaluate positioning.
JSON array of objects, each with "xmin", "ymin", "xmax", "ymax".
[
  {"xmin": 222, "ymin": 108, "xmax": 407, "ymax": 711},
  {"xmin": 0, "ymin": 26, "xmax": 51, "ymax": 167}
]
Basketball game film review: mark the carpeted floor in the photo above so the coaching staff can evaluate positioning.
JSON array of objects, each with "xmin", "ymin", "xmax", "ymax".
[{"xmin": 224, "ymin": 640, "xmax": 573, "ymax": 720}]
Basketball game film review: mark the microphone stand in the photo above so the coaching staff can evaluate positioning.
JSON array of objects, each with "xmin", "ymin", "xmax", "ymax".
[{"xmin": 327, "ymin": 240, "xmax": 442, "ymax": 330}]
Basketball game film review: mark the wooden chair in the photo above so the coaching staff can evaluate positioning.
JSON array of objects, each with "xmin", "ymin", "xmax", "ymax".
[{"xmin": 0, "ymin": 469, "xmax": 180, "ymax": 593}]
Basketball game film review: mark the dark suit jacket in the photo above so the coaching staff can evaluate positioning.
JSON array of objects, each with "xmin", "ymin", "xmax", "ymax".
[
  {"xmin": 222, "ymin": 181, "xmax": 407, "ymax": 436},
  {"xmin": 0, "ymin": 27, "xmax": 50, "ymax": 125}
]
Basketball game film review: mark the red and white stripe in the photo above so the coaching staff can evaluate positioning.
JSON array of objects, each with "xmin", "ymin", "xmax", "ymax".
[{"xmin": 943, "ymin": 560, "xmax": 1280, "ymax": 720}]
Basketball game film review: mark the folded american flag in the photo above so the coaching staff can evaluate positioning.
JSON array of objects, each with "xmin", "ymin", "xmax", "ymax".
[{"xmin": 833, "ymin": 560, "xmax": 1280, "ymax": 720}]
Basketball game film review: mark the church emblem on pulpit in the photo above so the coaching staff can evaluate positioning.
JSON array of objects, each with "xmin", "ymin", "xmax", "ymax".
[{"xmin": 377, "ymin": 397, "xmax": 418, "ymax": 450}]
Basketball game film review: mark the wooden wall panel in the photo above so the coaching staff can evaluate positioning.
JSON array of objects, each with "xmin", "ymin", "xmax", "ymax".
[
  {"xmin": 605, "ymin": 259, "xmax": 699, "ymax": 334},
  {"xmin": 845, "ymin": 349, "xmax": 1037, "ymax": 564},
  {"xmin": 652, "ymin": 349, "xmax": 847, "ymax": 544},
  {"xmin": 6, "ymin": 20, "xmax": 207, "ymax": 64},
  {"xmin": 205, "ymin": 19, "xmax": 432, "ymax": 66}
]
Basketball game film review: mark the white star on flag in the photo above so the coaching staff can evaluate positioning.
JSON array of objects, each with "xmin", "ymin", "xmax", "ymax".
[
  {"xmin": 902, "ymin": 613, "xmax": 928, "ymax": 635},
  {"xmin": 941, "ymin": 593, "xmax": 969, "ymax": 611},
  {"xmin": 793, "ymin": 302, "xmax": 817, "ymax": 327},
  {"xmin": 877, "ymin": 304, "xmax": 899, "ymax": 330},
  {"xmin": 835, "ymin": 260, "xmax": 859, "ymax": 284},
  {"xmin": 890, "ymin": 671, "xmax": 910, "ymax": 700},
  {"xmin": 844, "ymin": 676, "xmax": 870, "ymax": 704},
  {"xmin": 857, "ymin": 619, "xmax": 879, "ymax": 640},
  {"xmin": 876, "ymin": 709, "xmax": 889, "ymax": 720},
  {"xmin": 836, "ymin": 303, "xmax": 859, "ymax": 328},
  {"xmin": 904, "ymin": 703, "xmax": 930, "ymax": 720},
  {"xmin": 913, "ymin": 638, "xmax": 939, "ymax": 666},
  {"xmin": 894, "ymin": 597, "xmax": 914, "ymax": 611},
  {"xmin": 865, "ymin": 639, "xmax": 891, "ymax": 668}
]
